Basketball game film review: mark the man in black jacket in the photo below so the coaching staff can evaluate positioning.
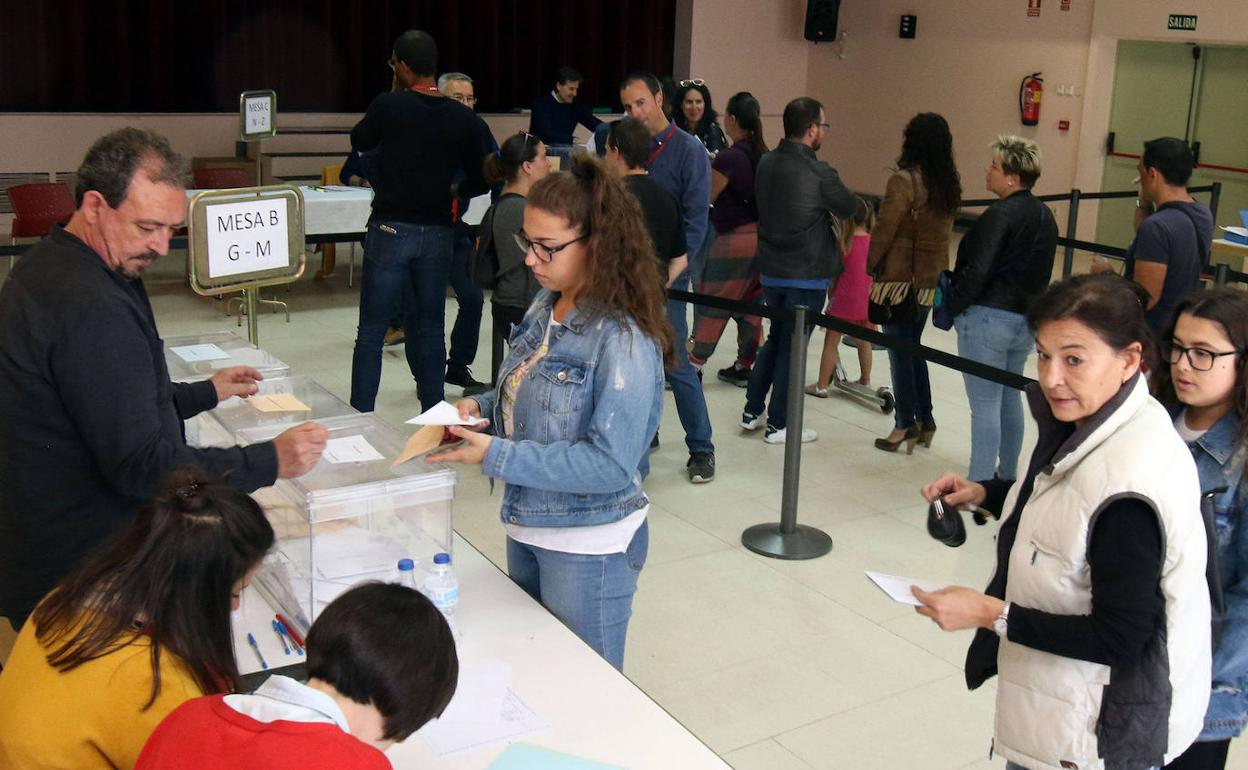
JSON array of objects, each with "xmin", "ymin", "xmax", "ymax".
[
  {"xmin": 744, "ymin": 97, "xmax": 857, "ymax": 444},
  {"xmin": 0, "ymin": 128, "xmax": 327, "ymax": 631}
]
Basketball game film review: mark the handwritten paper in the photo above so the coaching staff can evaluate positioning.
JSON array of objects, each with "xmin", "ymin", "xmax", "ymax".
[
  {"xmin": 170, "ymin": 343, "xmax": 231, "ymax": 363},
  {"xmin": 417, "ymin": 662, "xmax": 549, "ymax": 756},
  {"xmin": 322, "ymin": 435, "xmax": 385, "ymax": 464},
  {"xmin": 406, "ymin": 400, "xmax": 489, "ymax": 427},
  {"xmin": 865, "ymin": 571, "xmax": 949, "ymax": 606},
  {"xmin": 249, "ymin": 393, "xmax": 312, "ymax": 413}
]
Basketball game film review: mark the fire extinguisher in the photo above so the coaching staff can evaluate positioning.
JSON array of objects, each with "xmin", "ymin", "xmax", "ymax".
[{"xmin": 1019, "ymin": 72, "xmax": 1043, "ymax": 126}]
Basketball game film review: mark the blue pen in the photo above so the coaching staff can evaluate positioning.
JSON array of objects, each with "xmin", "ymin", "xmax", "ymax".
[
  {"xmin": 246, "ymin": 632, "xmax": 268, "ymax": 670},
  {"xmin": 271, "ymin": 620, "xmax": 291, "ymax": 655},
  {"xmin": 275, "ymin": 618, "xmax": 304, "ymax": 656}
]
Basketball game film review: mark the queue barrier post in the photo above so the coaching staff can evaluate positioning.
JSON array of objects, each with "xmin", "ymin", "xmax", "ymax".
[
  {"xmin": 1062, "ymin": 189, "xmax": 1081, "ymax": 279},
  {"xmin": 1215, "ymin": 262, "xmax": 1230, "ymax": 287},
  {"xmin": 741, "ymin": 304, "xmax": 834, "ymax": 560},
  {"xmin": 1210, "ymin": 181, "xmax": 1222, "ymax": 224}
]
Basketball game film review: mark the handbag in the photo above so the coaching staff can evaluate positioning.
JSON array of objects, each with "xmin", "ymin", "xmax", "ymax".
[
  {"xmin": 931, "ymin": 270, "xmax": 956, "ymax": 331},
  {"xmin": 868, "ymin": 283, "xmax": 916, "ymax": 325}
]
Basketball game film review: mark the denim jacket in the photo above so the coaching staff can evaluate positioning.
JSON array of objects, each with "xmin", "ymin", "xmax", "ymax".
[
  {"xmin": 1186, "ymin": 410, "xmax": 1248, "ymax": 740},
  {"xmin": 471, "ymin": 290, "xmax": 664, "ymax": 527}
]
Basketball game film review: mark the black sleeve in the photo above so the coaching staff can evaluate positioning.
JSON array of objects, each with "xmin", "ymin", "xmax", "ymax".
[
  {"xmin": 667, "ymin": 199, "xmax": 688, "ymax": 262},
  {"xmin": 350, "ymin": 95, "xmax": 384, "ymax": 153},
  {"xmin": 1008, "ymin": 497, "xmax": 1164, "ymax": 667},
  {"xmin": 576, "ymin": 101, "xmax": 603, "ymax": 132},
  {"xmin": 454, "ymin": 114, "xmax": 491, "ymax": 200},
  {"xmin": 981, "ymin": 477, "xmax": 1015, "ymax": 516},
  {"xmin": 171, "ymin": 380, "xmax": 218, "ymax": 420}
]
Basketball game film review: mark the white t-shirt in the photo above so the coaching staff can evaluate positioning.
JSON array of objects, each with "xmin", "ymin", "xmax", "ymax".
[{"xmin": 1174, "ymin": 410, "xmax": 1209, "ymax": 444}]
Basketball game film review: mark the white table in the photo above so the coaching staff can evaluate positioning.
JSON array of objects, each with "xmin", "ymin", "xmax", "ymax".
[
  {"xmin": 186, "ymin": 186, "xmax": 374, "ymax": 237},
  {"xmin": 234, "ymin": 533, "xmax": 728, "ymax": 769}
]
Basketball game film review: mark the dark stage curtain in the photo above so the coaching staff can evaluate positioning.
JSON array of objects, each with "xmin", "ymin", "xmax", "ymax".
[{"xmin": 0, "ymin": 1, "xmax": 676, "ymax": 113}]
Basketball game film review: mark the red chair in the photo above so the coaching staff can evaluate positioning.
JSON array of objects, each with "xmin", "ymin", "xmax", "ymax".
[
  {"xmin": 192, "ymin": 167, "xmax": 255, "ymax": 189},
  {"xmin": 8, "ymin": 182, "xmax": 76, "ymax": 270}
]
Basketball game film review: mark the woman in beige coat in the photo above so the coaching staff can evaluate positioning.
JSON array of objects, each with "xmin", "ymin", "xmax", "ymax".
[{"xmin": 866, "ymin": 113, "xmax": 961, "ymax": 453}]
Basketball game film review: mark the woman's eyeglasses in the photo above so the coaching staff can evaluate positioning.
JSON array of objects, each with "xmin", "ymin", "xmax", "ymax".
[
  {"xmin": 514, "ymin": 231, "xmax": 587, "ymax": 263},
  {"xmin": 678, "ymin": 78, "xmax": 706, "ymax": 87},
  {"xmin": 1164, "ymin": 340, "xmax": 1241, "ymax": 371}
]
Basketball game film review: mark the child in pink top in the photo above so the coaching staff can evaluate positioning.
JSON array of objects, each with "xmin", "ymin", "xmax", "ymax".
[{"xmin": 808, "ymin": 197, "xmax": 876, "ymax": 395}]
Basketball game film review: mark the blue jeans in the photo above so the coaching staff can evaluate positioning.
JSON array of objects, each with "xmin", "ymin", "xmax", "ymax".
[
  {"xmin": 955, "ymin": 305, "xmax": 1032, "ymax": 481},
  {"xmin": 350, "ymin": 221, "xmax": 453, "ymax": 413},
  {"xmin": 666, "ymin": 275, "xmax": 714, "ymax": 454},
  {"xmin": 882, "ymin": 306, "xmax": 934, "ymax": 430},
  {"xmin": 506, "ymin": 519, "xmax": 649, "ymax": 671},
  {"xmin": 447, "ymin": 229, "xmax": 483, "ymax": 368},
  {"xmin": 745, "ymin": 285, "xmax": 826, "ymax": 431}
]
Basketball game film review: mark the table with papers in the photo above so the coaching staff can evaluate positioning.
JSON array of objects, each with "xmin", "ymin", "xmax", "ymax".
[{"xmin": 234, "ymin": 532, "xmax": 728, "ymax": 769}]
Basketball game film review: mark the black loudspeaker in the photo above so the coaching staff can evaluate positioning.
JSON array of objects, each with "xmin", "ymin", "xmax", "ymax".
[{"xmin": 804, "ymin": 0, "xmax": 841, "ymax": 42}]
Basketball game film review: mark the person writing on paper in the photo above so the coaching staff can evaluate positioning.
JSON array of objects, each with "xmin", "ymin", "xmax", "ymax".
[
  {"xmin": 914, "ymin": 274, "xmax": 1211, "ymax": 770},
  {"xmin": 0, "ymin": 468, "xmax": 273, "ymax": 769},
  {"xmin": 433, "ymin": 154, "xmax": 672, "ymax": 671},
  {"xmin": 0, "ymin": 128, "xmax": 327, "ymax": 634},
  {"xmin": 136, "ymin": 582, "xmax": 458, "ymax": 769}
]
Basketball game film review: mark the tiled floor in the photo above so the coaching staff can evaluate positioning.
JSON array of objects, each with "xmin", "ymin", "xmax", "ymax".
[{"xmin": 6, "ymin": 246, "xmax": 1246, "ymax": 769}]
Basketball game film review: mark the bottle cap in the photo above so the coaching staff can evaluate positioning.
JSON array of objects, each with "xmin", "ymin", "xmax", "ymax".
[
  {"xmin": 397, "ymin": 558, "xmax": 415, "ymax": 571},
  {"xmin": 433, "ymin": 552, "xmax": 451, "ymax": 565}
]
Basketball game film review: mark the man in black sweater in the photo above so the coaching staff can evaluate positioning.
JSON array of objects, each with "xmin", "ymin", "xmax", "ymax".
[
  {"xmin": 0, "ymin": 128, "xmax": 327, "ymax": 631},
  {"xmin": 528, "ymin": 66, "xmax": 602, "ymax": 147},
  {"xmin": 349, "ymin": 30, "xmax": 489, "ymax": 413}
]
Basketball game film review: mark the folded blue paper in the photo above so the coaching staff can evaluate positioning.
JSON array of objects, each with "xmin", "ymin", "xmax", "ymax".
[{"xmin": 487, "ymin": 742, "xmax": 623, "ymax": 770}]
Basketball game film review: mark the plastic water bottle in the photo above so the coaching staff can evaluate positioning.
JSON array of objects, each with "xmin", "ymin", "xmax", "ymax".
[
  {"xmin": 423, "ymin": 552, "xmax": 460, "ymax": 637},
  {"xmin": 394, "ymin": 558, "xmax": 419, "ymax": 590}
]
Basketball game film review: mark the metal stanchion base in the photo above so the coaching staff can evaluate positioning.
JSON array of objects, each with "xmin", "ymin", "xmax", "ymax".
[{"xmin": 742, "ymin": 523, "xmax": 833, "ymax": 560}]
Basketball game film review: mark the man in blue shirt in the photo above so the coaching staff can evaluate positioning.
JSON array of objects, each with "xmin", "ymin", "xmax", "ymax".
[
  {"xmin": 745, "ymin": 97, "xmax": 857, "ymax": 444},
  {"xmin": 528, "ymin": 66, "xmax": 602, "ymax": 147},
  {"xmin": 619, "ymin": 73, "xmax": 715, "ymax": 484}
]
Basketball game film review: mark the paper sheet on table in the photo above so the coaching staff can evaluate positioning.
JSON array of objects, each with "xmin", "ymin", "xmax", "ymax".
[
  {"xmin": 170, "ymin": 343, "xmax": 230, "ymax": 363},
  {"xmin": 865, "ymin": 571, "xmax": 948, "ymax": 606},
  {"xmin": 406, "ymin": 400, "xmax": 489, "ymax": 427},
  {"xmin": 393, "ymin": 424, "xmax": 447, "ymax": 467},
  {"xmin": 487, "ymin": 743, "xmax": 624, "ymax": 770},
  {"xmin": 1222, "ymin": 226, "xmax": 1248, "ymax": 238},
  {"xmin": 249, "ymin": 393, "xmax": 311, "ymax": 412},
  {"xmin": 322, "ymin": 435, "xmax": 385, "ymax": 464},
  {"xmin": 419, "ymin": 683, "xmax": 546, "ymax": 758}
]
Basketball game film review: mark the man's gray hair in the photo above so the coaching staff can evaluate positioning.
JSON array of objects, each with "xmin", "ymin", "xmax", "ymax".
[
  {"xmin": 74, "ymin": 127, "xmax": 189, "ymax": 208},
  {"xmin": 437, "ymin": 72, "xmax": 473, "ymax": 94}
]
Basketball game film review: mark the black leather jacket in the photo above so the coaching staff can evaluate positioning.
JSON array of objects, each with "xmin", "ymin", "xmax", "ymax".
[
  {"xmin": 755, "ymin": 140, "xmax": 858, "ymax": 281},
  {"xmin": 946, "ymin": 190, "xmax": 1057, "ymax": 317}
]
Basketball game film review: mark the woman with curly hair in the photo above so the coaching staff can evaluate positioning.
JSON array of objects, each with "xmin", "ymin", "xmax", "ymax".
[{"xmin": 433, "ymin": 154, "xmax": 673, "ymax": 671}]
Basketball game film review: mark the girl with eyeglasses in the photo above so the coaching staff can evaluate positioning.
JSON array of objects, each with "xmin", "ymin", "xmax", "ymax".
[
  {"xmin": 1153, "ymin": 288, "xmax": 1248, "ymax": 770},
  {"xmin": 433, "ymin": 154, "xmax": 674, "ymax": 671}
]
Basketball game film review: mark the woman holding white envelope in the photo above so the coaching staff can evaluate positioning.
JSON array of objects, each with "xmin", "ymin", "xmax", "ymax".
[{"xmin": 432, "ymin": 155, "xmax": 672, "ymax": 671}]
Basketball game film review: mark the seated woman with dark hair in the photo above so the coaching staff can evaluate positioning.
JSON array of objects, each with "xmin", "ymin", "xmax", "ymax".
[
  {"xmin": 0, "ymin": 467, "xmax": 274, "ymax": 770},
  {"xmin": 136, "ymin": 582, "xmax": 459, "ymax": 769}
]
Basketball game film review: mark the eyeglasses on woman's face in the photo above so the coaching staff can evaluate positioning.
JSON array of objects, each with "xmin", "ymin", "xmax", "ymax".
[
  {"xmin": 513, "ymin": 231, "xmax": 587, "ymax": 263},
  {"xmin": 1164, "ymin": 340, "xmax": 1241, "ymax": 371}
]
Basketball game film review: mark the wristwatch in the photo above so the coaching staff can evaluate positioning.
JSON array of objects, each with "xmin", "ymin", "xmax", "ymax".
[{"xmin": 993, "ymin": 602, "xmax": 1011, "ymax": 638}]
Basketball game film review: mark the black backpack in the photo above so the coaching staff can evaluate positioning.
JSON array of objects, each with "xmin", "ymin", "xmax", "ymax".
[{"xmin": 471, "ymin": 193, "xmax": 524, "ymax": 291}]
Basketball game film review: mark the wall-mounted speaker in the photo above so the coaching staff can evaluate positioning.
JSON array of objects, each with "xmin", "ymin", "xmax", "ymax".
[{"xmin": 804, "ymin": 0, "xmax": 842, "ymax": 43}]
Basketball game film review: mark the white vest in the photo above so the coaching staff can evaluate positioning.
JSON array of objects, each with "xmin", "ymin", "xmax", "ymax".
[{"xmin": 993, "ymin": 377, "xmax": 1210, "ymax": 770}]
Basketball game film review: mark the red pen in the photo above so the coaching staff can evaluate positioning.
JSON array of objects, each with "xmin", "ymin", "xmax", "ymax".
[{"xmin": 275, "ymin": 613, "xmax": 305, "ymax": 648}]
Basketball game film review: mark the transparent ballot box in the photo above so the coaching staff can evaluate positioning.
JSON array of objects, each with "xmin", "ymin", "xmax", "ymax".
[
  {"xmin": 189, "ymin": 375, "xmax": 356, "ymax": 449},
  {"xmin": 239, "ymin": 413, "xmax": 456, "ymax": 636},
  {"xmin": 163, "ymin": 330, "xmax": 291, "ymax": 383}
]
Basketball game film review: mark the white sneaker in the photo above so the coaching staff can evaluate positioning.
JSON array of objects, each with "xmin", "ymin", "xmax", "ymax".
[
  {"xmin": 740, "ymin": 411, "xmax": 763, "ymax": 431},
  {"xmin": 763, "ymin": 426, "xmax": 817, "ymax": 444}
]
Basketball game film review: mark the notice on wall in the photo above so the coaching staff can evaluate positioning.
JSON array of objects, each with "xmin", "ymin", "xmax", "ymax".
[
  {"xmin": 204, "ymin": 198, "xmax": 291, "ymax": 279},
  {"xmin": 1167, "ymin": 14, "xmax": 1197, "ymax": 31},
  {"xmin": 1027, "ymin": 0, "xmax": 1041, "ymax": 17}
]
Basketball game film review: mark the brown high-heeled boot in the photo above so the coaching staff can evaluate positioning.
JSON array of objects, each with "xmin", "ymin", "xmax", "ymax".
[
  {"xmin": 917, "ymin": 420, "xmax": 937, "ymax": 449},
  {"xmin": 874, "ymin": 426, "xmax": 920, "ymax": 455}
]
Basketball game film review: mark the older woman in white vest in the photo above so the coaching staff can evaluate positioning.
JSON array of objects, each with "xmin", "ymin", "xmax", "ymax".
[{"xmin": 915, "ymin": 273, "xmax": 1211, "ymax": 770}]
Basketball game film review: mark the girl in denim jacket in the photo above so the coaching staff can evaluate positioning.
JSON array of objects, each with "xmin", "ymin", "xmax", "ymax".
[
  {"xmin": 433, "ymin": 155, "xmax": 674, "ymax": 671},
  {"xmin": 1155, "ymin": 288, "xmax": 1248, "ymax": 770}
]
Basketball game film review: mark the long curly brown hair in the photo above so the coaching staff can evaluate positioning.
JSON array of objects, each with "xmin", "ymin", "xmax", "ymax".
[{"xmin": 527, "ymin": 154, "xmax": 676, "ymax": 367}]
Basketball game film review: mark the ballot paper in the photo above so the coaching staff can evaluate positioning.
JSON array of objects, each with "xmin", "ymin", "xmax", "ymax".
[
  {"xmin": 865, "ymin": 571, "xmax": 949, "ymax": 606},
  {"xmin": 248, "ymin": 393, "xmax": 311, "ymax": 413},
  {"xmin": 407, "ymin": 400, "xmax": 490, "ymax": 427},
  {"xmin": 170, "ymin": 343, "xmax": 231, "ymax": 363},
  {"xmin": 417, "ymin": 661, "xmax": 549, "ymax": 756},
  {"xmin": 322, "ymin": 435, "xmax": 385, "ymax": 464}
]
